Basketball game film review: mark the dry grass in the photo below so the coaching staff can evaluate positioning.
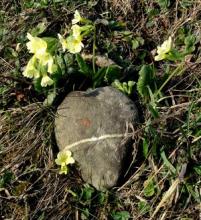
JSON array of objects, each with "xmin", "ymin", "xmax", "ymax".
[
  {"xmin": 0, "ymin": 104, "xmax": 84, "ymax": 219},
  {"xmin": 104, "ymin": 0, "xmax": 133, "ymax": 15}
]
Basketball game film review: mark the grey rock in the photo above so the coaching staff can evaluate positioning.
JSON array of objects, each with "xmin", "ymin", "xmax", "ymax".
[{"xmin": 55, "ymin": 86, "xmax": 139, "ymax": 190}]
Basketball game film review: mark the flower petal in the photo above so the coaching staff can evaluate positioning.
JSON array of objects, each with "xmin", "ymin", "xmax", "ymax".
[
  {"xmin": 67, "ymin": 157, "xmax": 75, "ymax": 164},
  {"xmin": 155, "ymin": 36, "xmax": 172, "ymax": 61},
  {"xmin": 41, "ymin": 75, "xmax": 54, "ymax": 87},
  {"xmin": 72, "ymin": 10, "xmax": 82, "ymax": 24},
  {"xmin": 65, "ymin": 150, "xmax": 72, "ymax": 157},
  {"xmin": 23, "ymin": 56, "xmax": 40, "ymax": 78},
  {"xmin": 26, "ymin": 33, "xmax": 47, "ymax": 56},
  {"xmin": 66, "ymin": 36, "xmax": 84, "ymax": 54},
  {"xmin": 58, "ymin": 34, "xmax": 68, "ymax": 52},
  {"xmin": 71, "ymin": 24, "xmax": 82, "ymax": 39}
]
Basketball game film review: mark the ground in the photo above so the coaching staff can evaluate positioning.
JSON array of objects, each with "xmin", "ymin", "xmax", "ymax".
[{"xmin": 0, "ymin": 0, "xmax": 201, "ymax": 219}]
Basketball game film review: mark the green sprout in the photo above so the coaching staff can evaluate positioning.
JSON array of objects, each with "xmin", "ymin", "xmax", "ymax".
[{"xmin": 112, "ymin": 80, "xmax": 135, "ymax": 95}]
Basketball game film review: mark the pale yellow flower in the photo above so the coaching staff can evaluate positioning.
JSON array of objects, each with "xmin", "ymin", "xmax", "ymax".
[
  {"xmin": 66, "ymin": 35, "xmax": 84, "ymax": 54},
  {"xmin": 26, "ymin": 33, "xmax": 47, "ymax": 58},
  {"xmin": 71, "ymin": 24, "xmax": 82, "ymax": 39},
  {"xmin": 39, "ymin": 52, "xmax": 55, "ymax": 74},
  {"xmin": 154, "ymin": 36, "xmax": 172, "ymax": 61},
  {"xmin": 55, "ymin": 150, "xmax": 75, "ymax": 167},
  {"xmin": 154, "ymin": 53, "xmax": 166, "ymax": 61},
  {"xmin": 23, "ymin": 56, "xmax": 40, "ymax": 79},
  {"xmin": 55, "ymin": 150, "xmax": 75, "ymax": 174},
  {"xmin": 72, "ymin": 10, "xmax": 82, "ymax": 24},
  {"xmin": 58, "ymin": 27, "xmax": 84, "ymax": 54},
  {"xmin": 41, "ymin": 74, "xmax": 54, "ymax": 87},
  {"xmin": 58, "ymin": 34, "xmax": 68, "ymax": 52}
]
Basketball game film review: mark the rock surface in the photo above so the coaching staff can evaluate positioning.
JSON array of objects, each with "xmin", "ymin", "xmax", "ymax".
[{"xmin": 55, "ymin": 86, "xmax": 139, "ymax": 190}]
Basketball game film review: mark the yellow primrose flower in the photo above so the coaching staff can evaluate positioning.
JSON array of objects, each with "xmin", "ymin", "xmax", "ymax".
[
  {"xmin": 26, "ymin": 33, "xmax": 47, "ymax": 58},
  {"xmin": 58, "ymin": 34, "xmax": 68, "ymax": 52},
  {"xmin": 71, "ymin": 24, "xmax": 82, "ymax": 39},
  {"xmin": 66, "ymin": 35, "xmax": 84, "ymax": 54},
  {"xmin": 23, "ymin": 56, "xmax": 40, "ymax": 79},
  {"xmin": 55, "ymin": 150, "xmax": 75, "ymax": 167},
  {"xmin": 154, "ymin": 36, "xmax": 172, "ymax": 61},
  {"xmin": 39, "ymin": 52, "xmax": 55, "ymax": 74},
  {"xmin": 72, "ymin": 10, "xmax": 82, "ymax": 24},
  {"xmin": 41, "ymin": 74, "xmax": 54, "ymax": 87}
]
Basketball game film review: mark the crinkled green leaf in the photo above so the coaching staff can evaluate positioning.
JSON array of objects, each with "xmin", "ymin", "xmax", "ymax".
[
  {"xmin": 138, "ymin": 201, "xmax": 151, "ymax": 215},
  {"xmin": 184, "ymin": 35, "xmax": 196, "ymax": 54},
  {"xmin": 43, "ymin": 90, "xmax": 57, "ymax": 106},
  {"xmin": 111, "ymin": 211, "xmax": 130, "ymax": 220},
  {"xmin": 137, "ymin": 64, "xmax": 154, "ymax": 98},
  {"xmin": 30, "ymin": 19, "xmax": 48, "ymax": 37},
  {"xmin": 76, "ymin": 54, "xmax": 92, "ymax": 78},
  {"xmin": 143, "ymin": 179, "xmax": 155, "ymax": 197}
]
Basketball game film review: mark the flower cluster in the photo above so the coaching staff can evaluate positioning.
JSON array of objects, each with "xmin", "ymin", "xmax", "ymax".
[
  {"xmin": 22, "ymin": 11, "xmax": 93, "ymax": 87},
  {"xmin": 154, "ymin": 36, "xmax": 172, "ymax": 61},
  {"xmin": 58, "ymin": 10, "xmax": 91, "ymax": 54},
  {"xmin": 23, "ymin": 33, "xmax": 56, "ymax": 87},
  {"xmin": 55, "ymin": 150, "xmax": 75, "ymax": 174}
]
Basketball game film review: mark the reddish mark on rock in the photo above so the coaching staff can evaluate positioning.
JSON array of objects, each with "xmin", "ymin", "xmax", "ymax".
[{"xmin": 77, "ymin": 118, "xmax": 91, "ymax": 128}]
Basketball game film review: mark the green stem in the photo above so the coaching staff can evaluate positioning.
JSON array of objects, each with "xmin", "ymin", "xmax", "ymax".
[
  {"xmin": 92, "ymin": 26, "xmax": 96, "ymax": 74},
  {"xmin": 156, "ymin": 63, "xmax": 185, "ymax": 96}
]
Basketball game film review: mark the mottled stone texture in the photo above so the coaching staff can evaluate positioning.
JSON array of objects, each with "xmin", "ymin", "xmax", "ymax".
[{"xmin": 55, "ymin": 86, "xmax": 139, "ymax": 190}]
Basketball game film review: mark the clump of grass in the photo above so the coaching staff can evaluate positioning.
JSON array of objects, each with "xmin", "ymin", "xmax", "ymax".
[{"xmin": 0, "ymin": 103, "xmax": 85, "ymax": 218}]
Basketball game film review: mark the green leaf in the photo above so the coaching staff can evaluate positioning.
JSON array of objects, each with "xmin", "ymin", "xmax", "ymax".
[
  {"xmin": 81, "ymin": 208, "xmax": 90, "ymax": 220},
  {"xmin": 111, "ymin": 211, "xmax": 130, "ymax": 220},
  {"xmin": 132, "ymin": 37, "xmax": 144, "ymax": 50},
  {"xmin": 93, "ymin": 67, "xmax": 107, "ymax": 87},
  {"xmin": 30, "ymin": 18, "xmax": 48, "ymax": 36},
  {"xmin": 132, "ymin": 39, "xmax": 140, "ymax": 50},
  {"xmin": 148, "ymin": 104, "xmax": 159, "ymax": 118},
  {"xmin": 33, "ymin": 77, "xmax": 43, "ymax": 92},
  {"xmin": 108, "ymin": 20, "xmax": 126, "ymax": 31},
  {"xmin": 0, "ymin": 171, "xmax": 14, "ymax": 188},
  {"xmin": 194, "ymin": 166, "xmax": 201, "ymax": 175},
  {"xmin": 98, "ymin": 192, "xmax": 107, "ymax": 205},
  {"xmin": 4, "ymin": 47, "xmax": 18, "ymax": 59},
  {"xmin": 161, "ymin": 151, "xmax": 176, "ymax": 174},
  {"xmin": 143, "ymin": 179, "xmax": 155, "ymax": 197},
  {"xmin": 43, "ymin": 37, "xmax": 58, "ymax": 54},
  {"xmin": 38, "ymin": 212, "xmax": 45, "ymax": 220},
  {"xmin": 81, "ymin": 184, "xmax": 95, "ymax": 201},
  {"xmin": 137, "ymin": 65, "xmax": 154, "ymax": 98},
  {"xmin": 56, "ymin": 54, "xmax": 66, "ymax": 75},
  {"xmin": 167, "ymin": 49, "xmax": 184, "ymax": 61},
  {"xmin": 147, "ymin": 8, "xmax": 160, "ymax": 18},
  {"xmin": 185, "ymin": 183, "xmax": 201, "ymax": 203},
  {"xmin": 63, "ymin": 53, "xmax": 74, "ymax": 67},
  {"xmin": 43, "ymin": 90, "xmax": 57, "ymax": 106},
  {"xmin": 138, "ymin": 201, "xmax": 150, "ymax": 215},
  {"xmin": 76, "ymin": 54, "xmax": 92, "ymax": 78},
  {"xmin": 156, "ymin": 0, "xmax": 170, "ymax": 9},
  {"xmin": 142, "ymin": 138, "xmax": 149, "ymax": 158},
  {"xmin": 104, "ymin": 65, "xmax": 121, "ymax": 84},
  {"xmin": 184, "ymin": 35, "xmax": 196, "ymax": 54},
  {"xmin": 180, "ymin": 0, "xmax": 193, "ymax": 8}
]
